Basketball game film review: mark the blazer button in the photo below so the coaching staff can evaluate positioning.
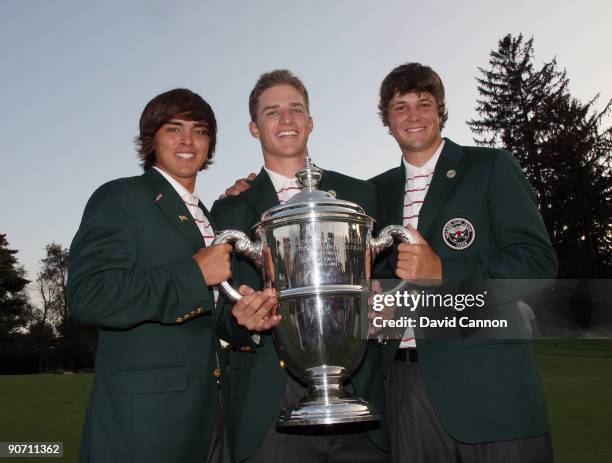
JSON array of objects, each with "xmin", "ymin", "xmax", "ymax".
[
  {"xmin": 213, "ymin": 368, "xmax": 221, "ymax": 379},
  {"xmin": 279, "ymin": 360, "xmax": 285, "ymax": 369}
]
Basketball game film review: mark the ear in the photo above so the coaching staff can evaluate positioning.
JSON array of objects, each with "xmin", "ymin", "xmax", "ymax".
[
  {"xmin": 249, "ymin": 121, "xmax": 260, "ymax": 139},
  {"xmin": 306, "ymin": 116, "xmax": 314, "ymax": 135}
]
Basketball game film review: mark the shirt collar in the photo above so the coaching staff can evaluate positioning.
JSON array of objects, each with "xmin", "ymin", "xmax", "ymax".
[
  {"xmin": 153, "ymin": 166, "xmax": 201, "ymax": 201},
  {"xmin": 263, "ymin": 166, "xmax": 298, "ymax": 192},
  {"xmin": 402, "ymin": 139, "xmax": 445, "ymax": 178}
]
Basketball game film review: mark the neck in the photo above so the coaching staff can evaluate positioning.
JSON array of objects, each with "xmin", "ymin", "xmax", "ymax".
[
  {"xmin": 154, "ymin": 166, "xmax": 196, "ymax": 193},
  {"xmin": 402, "ymin": 138, "xmax": 443, "ymax": 168},
  {"xmin": 263, "ymin": 152, "xmax": 307, "ymax": 178},
  {"xmin": 178, "ymin": 178, "xmax": 196, "ymax": 193}
]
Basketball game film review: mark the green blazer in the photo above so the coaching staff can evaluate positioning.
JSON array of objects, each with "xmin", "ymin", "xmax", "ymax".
[
  {"xmin": 369, "ymin": 138, "xmax": 558, "ymax": 443},
  {"xmin": 211, "ymin": 168, "xmax": 388, "ymax": 461},
  {"xmin": 68, "ymin": 168, "xmax": 226, "ymax": 463}
]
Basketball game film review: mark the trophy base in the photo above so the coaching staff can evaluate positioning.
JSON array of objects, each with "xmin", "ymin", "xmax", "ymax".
[{"xmin": 277, "ymin": 394, "xmax": 379, "ymax": 427}]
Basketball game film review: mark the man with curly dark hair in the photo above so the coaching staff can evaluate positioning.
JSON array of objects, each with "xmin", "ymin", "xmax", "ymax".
[{"xmin": 370, "ymin": 63, "xmax": 556, "ymax": 463}]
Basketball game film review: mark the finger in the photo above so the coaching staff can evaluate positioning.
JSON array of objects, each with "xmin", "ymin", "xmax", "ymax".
[
  {"xmin": 238, "ymin": 285, "xmax": 257, "ymax": 297},
  {"xmin": 247, "ymin": 172, "xmax": 257, "ymax": 180},
  {"xmin": 218, "ymin": 193, "xmax": 227, "ymax": 200},
  {"xmin": 406, "ymin": 224, "xmax": 426, "ymax": 245},
  {"xmin": 216, "ymin": 243, "xmax": 233, "ymax": 254},
  {"xmin": 257, "ymin": 314, "xmax": 281, "ymax": 331},
  {"xmin": 397, "ymin": 245, "xmax": 420, "ymax": 259},
  {"xmin": 253, "ymin": 295, "xmax": 278, "ymax": 319}
]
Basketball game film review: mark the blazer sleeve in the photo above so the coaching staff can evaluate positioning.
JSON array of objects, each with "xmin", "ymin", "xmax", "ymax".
[
  {"xmin": 442, "ymin": 151, "xmax": 558, "ymax": 280},
  {"xmin": 67, "ymin": 181, "xmax": 214, "ymax": 329}
]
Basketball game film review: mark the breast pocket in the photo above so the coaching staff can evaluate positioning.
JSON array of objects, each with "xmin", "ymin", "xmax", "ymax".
[{"xmin": 112, "ymin": 364, "xmax": 186, "ymax": 394}]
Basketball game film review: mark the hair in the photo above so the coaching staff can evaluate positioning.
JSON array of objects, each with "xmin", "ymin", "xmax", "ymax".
[
  {"xmin": 248, "ymin": 69, "xmax": 310, "ymax": 122},
  {"xmin": 135, "ymin": 88, "xmax": 217, "ymax": 171},
  {"xmin": 378, "ymin": 63, "xmax": 448, "ymax": 129}
]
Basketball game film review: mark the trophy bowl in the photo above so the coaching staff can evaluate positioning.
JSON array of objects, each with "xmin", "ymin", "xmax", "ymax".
[{"xmin": 213, "ymin": 157, "xmax": 413, "ymax": 426}]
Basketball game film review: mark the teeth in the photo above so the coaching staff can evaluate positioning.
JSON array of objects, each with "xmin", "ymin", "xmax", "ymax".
[
  {"xmin": 176, "ymin": 152, "xmax": 194, "ymax": 159},
  {"xmin": 277, "ymin": 130, "xmax": 298, "ymax": 137},
  {"xmin": 406, "ymin": 128, "xmax": 425, "ymax": 133}
]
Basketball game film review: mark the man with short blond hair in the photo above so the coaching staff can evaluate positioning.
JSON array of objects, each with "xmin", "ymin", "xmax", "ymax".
[{"xmin": 212, "ymin": 70, "xmax": 389, "ymax": 463}]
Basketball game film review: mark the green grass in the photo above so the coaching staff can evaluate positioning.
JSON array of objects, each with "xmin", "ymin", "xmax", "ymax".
[
  {"xmin": 0, "ymin": 373, "xmax": 92, "ymax": 462},
  {"xmin": 0, "ymin": 341, "xmax": 610, "ymax": 462},
  {"xmin": 534, "ymin": 340, "xmax": 612, "ymax": 463}
]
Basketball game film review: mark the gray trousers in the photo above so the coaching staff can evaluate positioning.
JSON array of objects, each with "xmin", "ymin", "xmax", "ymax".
[
  {"xmin": 243, "ymin": 376, "xmax": 390, "ymax": 463},
  {"xmin": 386, "ymin": 361, "xmax": 554, "ymax": 463}
]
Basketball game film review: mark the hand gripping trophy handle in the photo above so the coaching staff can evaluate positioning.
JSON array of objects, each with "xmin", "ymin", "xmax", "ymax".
[
  {"xmin": 212, "ymin": 230, "xmax": 263, "ymax": 302},
  {"xmin": 370, "ymin": 225, "xmax": 417, "ymax": 293},
  {"xmin": 370, "ymin": 224, "xmax": 416, "ymax": 255}
]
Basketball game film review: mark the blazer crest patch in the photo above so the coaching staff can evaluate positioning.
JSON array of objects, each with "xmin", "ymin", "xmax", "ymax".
[{"xmin": 442, "ymin": 218, "xmax": 475, "ymax": 250}]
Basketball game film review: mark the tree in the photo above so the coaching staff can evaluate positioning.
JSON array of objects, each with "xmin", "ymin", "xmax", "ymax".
[
  {"xmin": 35, "ymin": 242, "xmax": 97, "ymax": 370},
  {"xmin": 38, "ymin": 243, "xmax": 69, "ymax": 326},
  {"xmin": 468, "ymin": 34, "xmax": 612, "ymax": 277},
  {"xmin": 0, "ymin": 233, "xmax": 30, "ymax": 337},
  {"xmin": 0, "ymin": 233, "xmax": 32, "ymax": 373}
]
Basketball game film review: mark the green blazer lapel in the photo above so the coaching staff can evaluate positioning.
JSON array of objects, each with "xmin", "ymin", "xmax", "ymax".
[
  {"xmin": 417, "ymin": 138, "xmax": 466, "ymax": 237},
  {"xmin": 381, "ymin": 163, "xmax": 405, "ymax": 226},
  {"xmin": 142, "ymin": 169, "xmax": 205, "ymax": 252},
  {"xmin": 242, "ymin": 168, "xmax": 280, "ymax": 217}
]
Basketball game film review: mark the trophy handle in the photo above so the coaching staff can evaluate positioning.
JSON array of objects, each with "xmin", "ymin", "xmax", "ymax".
[
  {"xmin": 369, "ymin": 225, "xmax": 416, "ymax": 295},
  {"xmin": 212, "ymin": 230, "xmax": 264, "ymax": 302},
  {"xmin": 370, "ymin": 225, "xmax": 416, "ymax": 256}
]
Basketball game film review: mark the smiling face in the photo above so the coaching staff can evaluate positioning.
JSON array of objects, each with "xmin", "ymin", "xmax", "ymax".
[
  {"xmin": 387, "ymin": 91, "xmax": 443, "ymax": 165},
  {"xmin": 249, "ymin": 84, "xmax": 313, "ymax": 164},
  {"xmin": 153, "ymin": 117, "xmax": 211, "ymax": 192}
]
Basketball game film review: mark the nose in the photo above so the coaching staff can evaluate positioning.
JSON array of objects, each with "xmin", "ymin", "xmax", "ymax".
[
  {"xmin": 279, "ymin": 109, "xmax": 292, "ymax": 124},
  {"xmin": 407, "ymin": 107, "xmax": 420, "ymax": 121},
  {"xmin": 181, "ymin": 129, "xmax": 194, "ymax": 145}
]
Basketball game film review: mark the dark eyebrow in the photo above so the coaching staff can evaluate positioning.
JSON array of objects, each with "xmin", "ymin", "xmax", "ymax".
[{"xmin": 165, "ymin": 120, "xmax": 208, "ymax": 128}]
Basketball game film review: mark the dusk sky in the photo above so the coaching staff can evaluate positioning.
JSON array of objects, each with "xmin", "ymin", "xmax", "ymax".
[{"xmin": 1, "ymin": 0, "xmax": 610, "ymax": 289}]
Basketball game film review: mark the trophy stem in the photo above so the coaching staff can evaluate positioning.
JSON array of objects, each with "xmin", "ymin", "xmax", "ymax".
[{"xmin": 276, "ymin": 368, "xmax": 380, "ymax": 427}]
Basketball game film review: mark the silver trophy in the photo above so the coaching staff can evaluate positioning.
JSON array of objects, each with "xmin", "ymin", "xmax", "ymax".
[{"xmin": 213, "ymin": 156, "xmax": 413, "ymax": 426}]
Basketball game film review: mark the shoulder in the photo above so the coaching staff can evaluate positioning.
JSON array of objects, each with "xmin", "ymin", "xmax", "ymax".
[
  {"xmin": 325, "ymin": 170, "xmax": 376, "ymax": 194},
  {"xmin": 211, "ymin": 192, "xmax": 253, "ymax": 215},
  {"xmin": 460, "ymin": 146, "xmax": 527, "ymax": 184},
  {"xmin": 211, "ymin": 193, "xmax": 255, "ymax": 230},
  {"xmin": 324, "ymin": 170, "xmax": 379, "ymax": 216},
  {"xmin": 457, "ymin": 143, "xmax": 518, "ymax": 168},
  {"xmin": 85, "ymin": 175, "xmax": 143, "ymax": 207},
  {"xmin": 368, "ymin": 166, "xmax": 399, "ymax": 187}
]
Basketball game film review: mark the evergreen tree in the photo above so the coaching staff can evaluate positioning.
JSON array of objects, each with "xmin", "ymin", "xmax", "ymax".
[
  {"xmin": 468, "ymin": 34, "xmax": 612, "ymax": 277},
  {"xmin": 0, "ymin": 233, "xmax": 30, "ymax": 337},
  {"xmin": 0, "ymin": 233, "xmax": 32, "ymax": 373}
]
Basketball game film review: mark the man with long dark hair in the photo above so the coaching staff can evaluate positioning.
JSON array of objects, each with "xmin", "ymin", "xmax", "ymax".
[{"xmin": 68, "ymin": 88, "xmax": 277, "ymax": 463}]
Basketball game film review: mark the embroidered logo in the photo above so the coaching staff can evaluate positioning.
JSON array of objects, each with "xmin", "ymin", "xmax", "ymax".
[
  {"xmin": 442, "ymin": 218, "xmax": 475, "ymax": 250},
  {"xmin": 178, "ymin": 215, "xmax": 189, "ymax": 222}
]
